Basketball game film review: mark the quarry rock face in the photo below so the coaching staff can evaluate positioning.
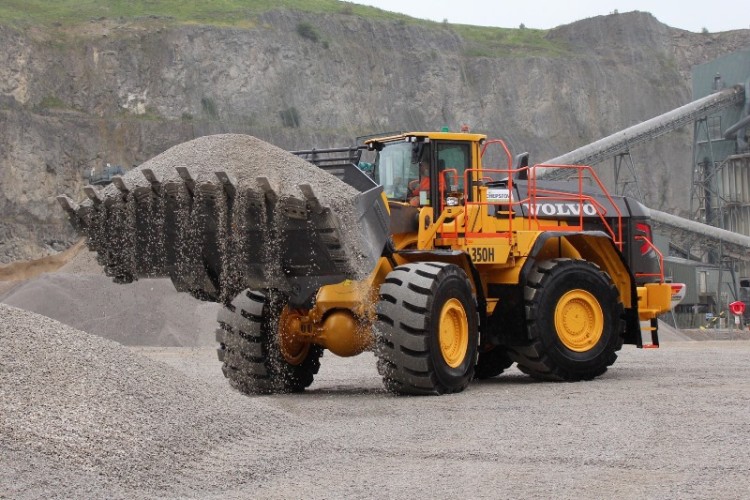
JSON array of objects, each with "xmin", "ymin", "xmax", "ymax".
[{"xmin": 1, "ymin": 11, "xmax": 748, "ymax": 262}]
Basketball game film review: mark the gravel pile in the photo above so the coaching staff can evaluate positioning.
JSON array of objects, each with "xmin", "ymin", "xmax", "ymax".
[
  {"xmin": 1, "ymin": 273, "xmax": 220, "ymax": 346},
  {"xmin": 1, "ymin": 243, "xmax": 220, "ymax": 347},
  {"xmin": 56, "ymin": 247, "xmax": 104, "ymax": 275},
  {"xmin": 0, "ymin": 304, "xmax": 303, "ymax": 498}
]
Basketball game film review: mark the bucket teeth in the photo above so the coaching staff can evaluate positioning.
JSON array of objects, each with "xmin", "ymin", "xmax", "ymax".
[
  {"xmin": 83, "ymin": 186, "xmax": 102, "ymax": 205},
  {"xmin": 176, "ymin": 166, "xmax": 195, "ymax": 196},
  {"xmin": 215, "ymin": 171, "xmax": 236, "ymax": 199},
  {"xmin": 58, "ymin": 158, "xmax": 388, "ymax": 308},
  {"xmin": 141, "ymin": 168, "xmax": 161, "ymax": 189},
  {"xmin": 299, "ymin": 183, "xmax": 324, "ymax": 214},
  {"xmin": 57, "ymin": 195, "xmax": 83, "ymax": 230},
  {"xmin": 112, "ymin": 175, "xmax": 130, "ymax": 193},
  {"xmin": 257, "ymin": 176, "xmax": 277, "ymax": 203},
  {"xmin": 57, "ymin": 195, "xmax": 79, "ymax": 214}
]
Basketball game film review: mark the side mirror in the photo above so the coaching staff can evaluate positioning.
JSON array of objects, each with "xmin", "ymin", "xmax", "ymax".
[{"xmin": 513, "ymin": 153, "xmax": 529, "ymax": 180}]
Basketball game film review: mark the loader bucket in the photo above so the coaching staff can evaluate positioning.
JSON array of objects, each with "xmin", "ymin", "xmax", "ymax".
[{"xmin": 58, "ymin": 135, "xmax": 390, "ymax": 307}]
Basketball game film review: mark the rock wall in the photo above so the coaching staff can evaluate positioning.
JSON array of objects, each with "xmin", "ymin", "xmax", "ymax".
[{"xmin": 1, "ymin": 11, "xmax": 748, "ymax": 262}]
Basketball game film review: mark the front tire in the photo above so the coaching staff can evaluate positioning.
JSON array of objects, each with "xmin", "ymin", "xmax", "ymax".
[
  {"xmin": 508, "ymin": 259, "xmax": 624, "ymax": 381},
  {"xmin": 216, "ymin": 289, "xmax": 323, "ymax": 394},
  {"xmin": 375, "ymin": 262, "xmax": 479, "ymax": 395}
]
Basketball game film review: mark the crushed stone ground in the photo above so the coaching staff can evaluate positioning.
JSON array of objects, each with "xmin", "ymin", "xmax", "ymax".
[
  {"xmin": 2, "ymin": 310, "xmax": 749, "ymax": 499},
  {"xmin": 0, "ymin": 304, "xmax": 310, "ymax": 498}
]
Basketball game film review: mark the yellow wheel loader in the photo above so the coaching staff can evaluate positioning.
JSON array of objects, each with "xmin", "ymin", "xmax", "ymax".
[{"xmin": 59, "ymin": 131, "xmax": 675, "ymax": 395}]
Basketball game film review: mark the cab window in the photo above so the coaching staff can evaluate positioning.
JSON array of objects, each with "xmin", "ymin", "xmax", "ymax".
[
  {"xmin": 372, "ymin": 141, "xmax": 418, "ymax": 202},
  {"xmin": 436, "ymin": 142, "xmax": 470, "ymax": 192}
]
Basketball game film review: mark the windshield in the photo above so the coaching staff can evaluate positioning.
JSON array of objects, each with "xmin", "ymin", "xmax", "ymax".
[{"xmin": 372, "ymin": 141, "xmax": 420, "ymax": 202}]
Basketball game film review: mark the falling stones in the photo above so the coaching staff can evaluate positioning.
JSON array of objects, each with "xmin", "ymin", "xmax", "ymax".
[{"xmin": 58, "ymin": 134, "xmax": 388, "ymax": 306}]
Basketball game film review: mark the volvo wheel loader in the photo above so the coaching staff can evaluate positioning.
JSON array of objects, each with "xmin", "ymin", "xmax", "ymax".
[{"xmin": 59, "ymin": 131, "xmax": 675, "ymax": 395}]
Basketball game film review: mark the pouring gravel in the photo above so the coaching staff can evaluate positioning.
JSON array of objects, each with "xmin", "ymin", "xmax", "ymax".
[{"xmin": 96, "ymin": 134, "xmax": 374, "ymax": 284}]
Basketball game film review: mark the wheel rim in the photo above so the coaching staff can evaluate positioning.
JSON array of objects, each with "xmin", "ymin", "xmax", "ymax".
[
  {"xmin": 554, "ymin": 289, "xmax": 604, "ymax": 352},
  {"xmin": 278, "ymin": 307, "xmax": 310, "ymax": 365},
  {"xmin": 439, "ymin": 298, "xmax": 469, "ymax": 368}
]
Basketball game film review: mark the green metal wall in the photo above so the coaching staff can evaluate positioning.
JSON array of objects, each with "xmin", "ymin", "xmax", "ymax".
[{"xmin": 692, "ymin": 48, "xmax": 750, "ymax": 160}]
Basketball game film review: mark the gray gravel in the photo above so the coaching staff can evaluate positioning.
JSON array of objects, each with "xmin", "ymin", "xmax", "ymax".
[
  {"xmin": 2, "ymin": 256, "xmax": 219, "ymax": 347},
  {"xmin": 103, "ymin": 134, "xmax": 359, "ymax": 200},
  {"xmin": 97, "ymin": 134, "xmax": 373, "ymax": 278},
  {"xmin": 2, "ymin": 301, "xmax": 749, "ymax": 499},
  {"xmin": 55, "ymin": 247, "xmax": 104, "ymax": 275},
  {"xmin": 0, "ymin": 304, "xmax": 307, "ymax": 499}
]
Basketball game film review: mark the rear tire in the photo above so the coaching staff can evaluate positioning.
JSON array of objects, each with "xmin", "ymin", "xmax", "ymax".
[
  {"xmin": 375, "ymin": 262, "xmax": 478, "ymax": 395},
  {"xmin": 508, "ymin": 259, "xmax": 624, "ymax": 381},
  {"xmin": 216, "ymin": 289, "xmax": 323, "ymax": 394}
]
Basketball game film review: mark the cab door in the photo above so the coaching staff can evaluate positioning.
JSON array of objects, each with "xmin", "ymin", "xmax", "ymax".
[{"xmin": 433, "ymin": 141, "xmax": 472, "ymax": 211}]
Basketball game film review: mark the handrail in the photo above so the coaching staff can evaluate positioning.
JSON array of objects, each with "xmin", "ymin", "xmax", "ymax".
[
  {"xmin": 480, "ymin": 139, "xmax": 513, "ymax": 168},
  {"xmin": 441, "ymin": 164, "xmax": 623, "ymax": 248},
  {"xmin": 525, "ymin": 189, "xmax": 618, "ymax": 243},
  {"xmin": 529, "ymin": 164, "xmax": 623, "ymax": 250},
  {"xmin": 458, "ymin": 167, "xmax": 518, "ymax": 239},
  {"xmin": 634, "ymin": 235, "xmax": 665, "ymax": 283}
]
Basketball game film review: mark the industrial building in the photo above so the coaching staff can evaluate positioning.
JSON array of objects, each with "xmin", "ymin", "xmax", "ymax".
[{"xmin": 668, "ymin": 47, "xmax": 750, "ymax": 327}]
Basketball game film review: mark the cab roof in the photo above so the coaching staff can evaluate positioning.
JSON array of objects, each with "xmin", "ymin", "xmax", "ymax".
[{"xmin": 365, "ymin": 131, "xmax": 487, "ymax": 146}]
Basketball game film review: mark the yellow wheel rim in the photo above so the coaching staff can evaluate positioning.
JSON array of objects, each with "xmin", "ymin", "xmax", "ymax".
[
  {"xmin": 554, "ymin": 289, "xmax": 604, "ymax": 352},
  {"xmin": 439, "ymin": 298, "xmax": 469, "ymax": 368},
  {"xmin": 278, "ymin": 307, "xmax": 310, "ymax": 365}
]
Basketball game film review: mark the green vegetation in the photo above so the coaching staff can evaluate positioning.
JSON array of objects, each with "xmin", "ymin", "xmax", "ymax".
[
  {"xmin": 139, "ymin": 106, "xmax": 165, "ymax": 120},
  {"xmin": 0, "ymin": 1, "xmax": 567, "ymax": 58},
  {"xmin": 115, "ymin": 106, "xmax": 165, "ymax": 122},
  {"xmin": 296, "ymin": 22, "xmax": 320, "ymax": 42},
  {"xmin": 455, "ymin": 25, "xmax": 570, "ymax": 58},
  {"xmin": 0, "ymin": 0, "xmax": 413, "ymax": 28},
  {"xmin": 36, "ymin": 95, "xmax": 67, "ymax": 110}
]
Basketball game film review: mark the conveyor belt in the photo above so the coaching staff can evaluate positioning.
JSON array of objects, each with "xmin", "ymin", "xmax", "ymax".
[{"xmin": 541, "ymin": 86, "xmax": 744, "ymax": 169}]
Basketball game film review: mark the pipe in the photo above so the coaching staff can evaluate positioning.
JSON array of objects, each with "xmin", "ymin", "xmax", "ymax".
[
  {"xmin": 540, "ymin": 85, "xmax": 745, "ymax": 170},
  {"xmin": 723, "ymin": 113, "xmax": 750, "ymax": 139},
  {"xmin": 649, "ymin": 208, "xmax": 750, "ymax": 250}
]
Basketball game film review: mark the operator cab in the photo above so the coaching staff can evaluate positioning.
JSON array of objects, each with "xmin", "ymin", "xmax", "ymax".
[{"xmin": 367, "ymin": 132, "xmax": 485, "ymax": 209}]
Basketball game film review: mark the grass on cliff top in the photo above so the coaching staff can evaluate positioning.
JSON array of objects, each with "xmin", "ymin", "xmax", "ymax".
[
  {"xmin": 0, "ymin": 0, "xmax": 407, "ymax": 26},
  {"xmin": 0, "ymin": 0, "xmax": 567, "ymax": 57},
  {"xmin": 456, "ymin": 24, "xmax": 569, "ymax": 57}
]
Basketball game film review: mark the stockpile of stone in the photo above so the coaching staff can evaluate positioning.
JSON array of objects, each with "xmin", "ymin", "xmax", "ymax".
[
  {"xmin": 0, "ymin": 303, "xmax": 303, "ymax": 497},
  {"xmin": 1, "ymin": 247, "xmax": 219, "ymax": 347}
]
